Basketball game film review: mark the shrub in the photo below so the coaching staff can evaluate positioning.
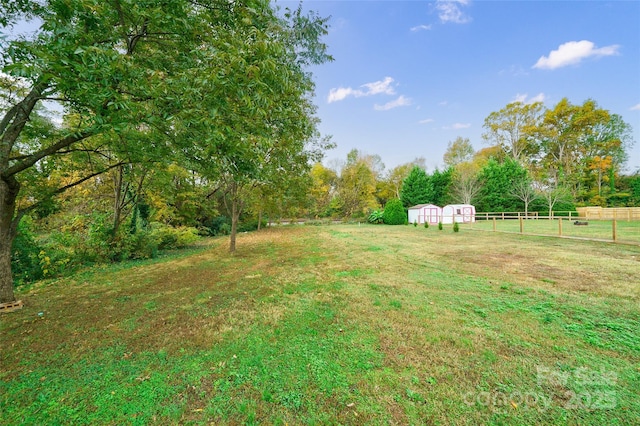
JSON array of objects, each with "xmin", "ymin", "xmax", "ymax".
[
  {"xmin": 368, "ymin": 210, "xmax": 384, "ymax": 224},
  {"xmin": 438, "ymin": 222, "xmax": 443, "ymax": 231},
  {"xmin": 453, "ymin": 222, "xmax": 460, "ymax": 232},
  {"xmin": 202, "ymin": 216, "xmax": 231, "ymax": 236},
  {"xmin": 382, "ymin": 199, "xmax": 406, "ymax": 225},
  {"xmin": 149, "ymin": 223, "xmax": 199, "ymax": 250},
  {"xmin": 424, "ymin": 222, "xmax": 429, "ymax": 229},
  {"xmin": 11, "ymin": 217, "xmax": 44, "ymax": 285},
  {"xmin": 238, "ymin": 218, "xmax": 267, "ymax": 232},
  {"xmin": 413, "ymin": 220, "xmax": 418, "ymax": 227}
]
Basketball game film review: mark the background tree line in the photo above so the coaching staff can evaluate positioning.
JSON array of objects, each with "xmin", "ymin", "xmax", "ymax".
[{"xmin": 307, "ymin": 98, "xmax": 637, "ymax": 221}]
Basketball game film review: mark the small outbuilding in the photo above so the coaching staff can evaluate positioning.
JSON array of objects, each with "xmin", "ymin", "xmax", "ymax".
[
  {"xmin": 408, "ymin": 204, "xmax": 442, "ymax": 225},
  {"xmin": 441, "ymin": 204, "xmax": 476, "ymax": 224}
]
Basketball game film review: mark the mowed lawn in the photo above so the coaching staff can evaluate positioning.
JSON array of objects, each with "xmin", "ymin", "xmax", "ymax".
[{"xmin": 1, "ymin": 224, "xmax": 639, "ymax": 425}]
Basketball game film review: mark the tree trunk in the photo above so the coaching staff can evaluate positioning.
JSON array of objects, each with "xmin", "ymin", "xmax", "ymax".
[
  {"xmin": 0, "ymin": 176, "xmax": 20, "ymax": 304},
  {"xmin": 229, "ymin": 181, "xmax": 239, "ymax": 253}
]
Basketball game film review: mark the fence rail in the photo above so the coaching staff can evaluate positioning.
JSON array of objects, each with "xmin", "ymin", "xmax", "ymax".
[{"xmin": 470, "ymin": 213, "xmax": 640, "ymax": 245}]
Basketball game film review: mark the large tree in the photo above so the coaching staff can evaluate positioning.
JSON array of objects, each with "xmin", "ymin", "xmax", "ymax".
[
  {"xmin": 0, "ymin": 1, "xmax": 331, "ymax": 302},
  {"xmin": 336, "ymin": 149, "xmax": 379, "ymax": 217},
  {"xmin": 483, "ymin": 101, "xmax": 544, "ymax": 163},
  {"xmin": 443, "ymin": 137, "xmax": 474, "ymax": 167}
]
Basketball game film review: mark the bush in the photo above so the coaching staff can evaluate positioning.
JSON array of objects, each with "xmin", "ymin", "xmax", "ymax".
[
  {"xmin": 368, "ymin": 210, "xmax": 384, "ymax": 224},
  {"xmin": 453, "ymin": 222, "xmax": 459, "ymax": 232},
  {"xmin": 11, "ymin": 217, "xmax": 44, "ymax": 285},
  {"xmin": 424, "ymin": 222, "xmax": 429, "ymax": 229},
  {"xmin": 438, "ymin": 222, "xmax": 443, "ymax": 231},
  {"xmin": 238, "ymin": 218, "xmax": 267, "ymax": 232},
  {"xmin": 149, "ymin": 223, "xmax": 199, "ymax": 250},
  {"xmin": 382, "ymin": 199, "xmax": 406, "ymax": 225}
]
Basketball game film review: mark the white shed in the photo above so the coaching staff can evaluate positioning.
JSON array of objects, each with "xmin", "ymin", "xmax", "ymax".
[
  {"xmin": 407, "ymin": 204, "xmax": 442, "ymax": 225},
  {"xmin": 441, "ymin": 204, "xmax": 476, "ymax": 224}
]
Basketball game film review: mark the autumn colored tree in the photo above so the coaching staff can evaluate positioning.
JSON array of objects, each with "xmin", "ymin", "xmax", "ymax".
[
  {"xmin": 443, "ymin": 137, "xmax": 474, "ymax": 167},
  {"xmin": 483, "ymin": 101, "xmax": 544, "ymax": 162},
  {"xmin": 336, "ymin": 150, "xmax": 380, "ymax": 217}
]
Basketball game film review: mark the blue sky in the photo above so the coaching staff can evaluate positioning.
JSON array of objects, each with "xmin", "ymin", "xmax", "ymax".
[{"xmin": 292, "ymin": 0, "xmax": 640, "ymax": 173}]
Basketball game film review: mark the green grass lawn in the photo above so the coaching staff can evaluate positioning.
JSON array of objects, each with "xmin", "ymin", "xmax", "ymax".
[
  {"xmin": 1, "ymin": 225, "xmax": 639, "ymax": 424},
  {"xmin": 469, "ymin": 218, "xmax": 640, "ymax": 245}
]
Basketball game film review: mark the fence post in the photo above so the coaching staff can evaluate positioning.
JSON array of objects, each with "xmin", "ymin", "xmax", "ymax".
[
  {"xmin": 519, "ymin": 216, "xmax": 523, "ymax": 234},
  {"xmin": 558, "ymin": 218, "xmax": 562, "ymax": 236},
  {"xmin": 569, "ymin": 211, "xmax": 572, "ymax": 220},
  {"xmin": 612, "ymin": 219, "xmax": 617, "ymax": 242},
  {"xmin": 493, "ymin": 217, "xmax": 496, "ymax": 232}
]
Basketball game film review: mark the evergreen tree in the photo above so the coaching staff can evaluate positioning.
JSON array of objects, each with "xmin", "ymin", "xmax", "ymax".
[
  {"xmin": 431, "ymin": 168, "xmax": 453, "ymax": 206},
  {"xmin": 400, "ymin": 166, "xmax": 431, "ymax": 208},
  {"xmin": 476, "ymin": 158, "xmax": 528, "ymax": 212}
]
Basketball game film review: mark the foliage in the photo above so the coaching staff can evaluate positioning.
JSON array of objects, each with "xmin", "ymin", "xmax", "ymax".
[
  {"xmin": 476, "ymin": 158, "xmax": 528, "ymax": 212},
  {"xmin": 378, "ymin": 158, "xmax": 426, "ymax": 204},
  {"xmin": 483, "ymin": 101, "xmax": 544, "ymax": 161},
  {"xmin": 0, "ymin": 0, "xmax": 334, "ymax": 300},
  {"xmin": 453, "ymin": 222, "xmax": 460, "ymax": 232},
  {"xmin": 336, "ymin": 150, "xmax": 380, "ymax": 218},
  {"xmin": 382, "ymin": 199, "xmax": 406, "ymax": 225},
  {"xmin": 368, "ymin": 209, "xmax": 384, "ymax": 224},
  {"xmin": 450, "ymin": 161, "xmax": 483, "ymax": 204},
  {"xmin": 443, "ymin": 137, "xmax": 474, "ymax": 167},
  {"xmin": 400, "ymin": 166, "xmax": 430, "ymax": 208},
  {"xmin": 438, "ymin": 222, "xmax": 443, "ymax": 231},
  {"xmin": 308, "ymin": 163, "xmax": 338, "ymax": 217},
  {"xmin": 10, "ymin": 217, "xmax": 44, "ymax": 285},
  {"xmin": 148, "ymin": 223, "xmax": 199, "ymax": 251},
  {"xmin": 430, "ymin": 168, "xmax": 453, "ymax": 206}
]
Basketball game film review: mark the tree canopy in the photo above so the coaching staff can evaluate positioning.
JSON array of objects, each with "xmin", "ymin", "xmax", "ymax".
[{"xmin": 0, "ymin": 0, "xmax": 332, "ymax": 303}]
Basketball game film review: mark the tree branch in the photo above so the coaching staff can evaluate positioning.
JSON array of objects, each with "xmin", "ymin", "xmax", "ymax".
[
  {"xmin": 2, "ymin": 129, "xmax": 94, "ymax": 178},
  {"xmin": 15, "ymin": 160, "xmax": 130, "ymax": 218}
]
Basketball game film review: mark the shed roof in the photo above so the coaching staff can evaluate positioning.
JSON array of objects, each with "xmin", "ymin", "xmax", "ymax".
[{"xmin": 408, "ymin": 204, "xmax": 441, "ymax": 210}]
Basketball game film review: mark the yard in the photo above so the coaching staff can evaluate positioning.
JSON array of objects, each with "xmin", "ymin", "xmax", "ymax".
[{"xmin": 1, "ymin": 224, "xmax": 639, "ymax": 424}]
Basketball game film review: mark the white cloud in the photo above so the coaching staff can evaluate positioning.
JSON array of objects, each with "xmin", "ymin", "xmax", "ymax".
[
  {"xmin": 419, "ymin": 118, "xmax": 435, "ymax": 124},
  {"xmin": 327, "ymin": 76, "xmax": 396, "ymax": 103},
  {"xmin": 374, "ymin": 95, "xmax": 412, "ymax": 111},
  {"xmin": 327, "ymin": 87, "xmax": 359, "ymax": 103},
  {"xmin": 444, "ymin": 122, "xmax": 471, "ymax": 130},
  {"xmin": 361, "ymin": 77, "xmax": 396, "ymax": 96},
  {"xmin": 411, "ymin": 24, "xmax": 432, "ymax": 32},
  {"xmin": 533, "ymin": 40, "xmax": 620, "ymax": 70},
  {"xmin": 435, "ymin": 0, "xmax": 472, "ymax": 24},
  {"xmin": 513, "ymin": 93, "xmax": 546, "ymax": 104},
  {"xmin": 631, "ymin": 103, "xmax": 640, "ymax": 111}
]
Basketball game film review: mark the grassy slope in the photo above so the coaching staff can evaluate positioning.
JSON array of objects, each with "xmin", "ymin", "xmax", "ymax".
[{"xmin": 1, "ymin": 225, "xmax": 639, "ymax": 425}]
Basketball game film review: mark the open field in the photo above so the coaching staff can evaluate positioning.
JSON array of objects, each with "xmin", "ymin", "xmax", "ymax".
[
  {"xmin": 2, "ymin": 225, "xmax": 639, "ymax": 424},
  {"xmin": 470, "ymin": 218, "xmax": 640, "ymax": 245}
]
